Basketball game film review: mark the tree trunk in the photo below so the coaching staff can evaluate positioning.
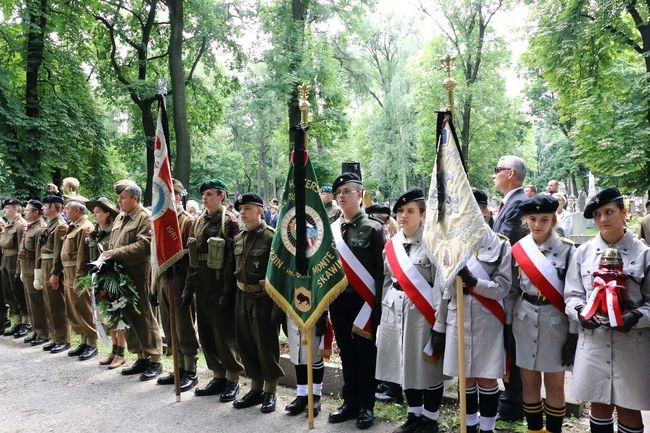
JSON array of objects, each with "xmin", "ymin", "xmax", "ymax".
[
  {"xmin": 288, "ymin": 0, "xmax": 308, "ymax": 144},
  {"xmin": 460, "ymin": 93, "xmax": 472, "ymax": 162},
  {"xmin": 168, "ymin": 0, "xmax": 191, "ymax": 188},
  {"xmin": 139, "ymin": 101, "xmax": 157, "ymax": 206},
  {"xmin": 18, "ymin": 0, "xmax": 48, "ymax": 197}
]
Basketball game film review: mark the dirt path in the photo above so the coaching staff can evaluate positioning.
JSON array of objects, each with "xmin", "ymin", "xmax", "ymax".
[{"xmin": 0, "ymin": 337, "xmax": 395, "ymax": 433}]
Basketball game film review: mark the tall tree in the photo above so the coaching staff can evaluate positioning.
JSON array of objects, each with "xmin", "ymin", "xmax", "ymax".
[{"xmin": 526, "ymin": 0, "xmax": 650, "ymax": 193}]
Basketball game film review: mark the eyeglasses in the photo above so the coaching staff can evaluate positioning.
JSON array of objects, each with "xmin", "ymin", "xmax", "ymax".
[
  {"xmin": 494, "ymin": 167, "xmax": 512, "ymax": 174},
  {"xmin": 334, "ymin": 189, "xmax": 358, "ymax": 197}
]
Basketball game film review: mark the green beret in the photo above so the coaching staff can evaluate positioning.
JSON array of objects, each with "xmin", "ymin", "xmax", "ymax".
[{"xmin": 200, "ymin": 178, "xmax": 227, "ymax": 194}]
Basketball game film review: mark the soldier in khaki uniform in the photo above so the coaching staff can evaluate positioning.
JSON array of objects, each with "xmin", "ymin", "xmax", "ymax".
[
  {"xmin": 232, "ymin": 193, "xmax": 283, "ymax": 413},
  {"xmin": 100, "ymin": 182, "xmax": 163, "ymax": 381},
  {"xmin": 320, "ymin": 185, "xmax": 342, "ymax": 224},
  {"xmin": 1, "ymin": 198, "xmax": 29, "ymax": 338},
  {"xmin": 156, "ymin": 179, "xmax": 200, "ymax": 392},
  {"xmin": 38, "ymin": 194, "xmax": 71, "ymax": 353},
  {"xmin": 187, "ymin": 178, "xmax": 243, "ymax": 401},
  {"xmin": 61, "ymin": 197, "xmax": 97, "ymax": 361},
  {"xmin": 19, "ymin": 200, "xmax": 48, "ymax": 346}
]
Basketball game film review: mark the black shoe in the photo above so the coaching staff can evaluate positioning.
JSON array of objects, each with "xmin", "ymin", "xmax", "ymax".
[
  {"xmin": 393, "ymin": 414, "xmax": 422, "ymax": 433},
  {"xmin": 121, "ymin": 358, "xmax": 151, "ymax": 376},
  {"xmin": 285, "ymin": 396, "xmax": 308, "ymax": 415},
  {"xmin": 329, "ymin": 403, "xmax": 358, "ymax": 424},
  {"xmin": 179, "ymin": 371, "xmax": 198, "ymax": 393},
  {"xmin": 157, "ymin": 372, "xmax": 176, "ymax": 385},
  {"xmin": 261, "ymin": 392, "xmax": 276, "ymax": 413},
  {"xmin": 30, "ymin": 337, "xmax": 47, "ymax": 346},
  {"xmin": 3, "ymin": 323, "xmax": 19, "ymax": 336},
  {"xmin": 194, "ymin": 378, "xmax": 227, "ymax": 396},
  {"xmin": 79, "ymin": 346, "xmax": 98, "ymax": 361},
  {"xmin": 356, "ymin": 408, "xmax": 374, "ymax": 430},
  {"xmin": 496, "ymin": 404, "xmax": 524, "ymax": 422},
  {"xmin": 312, "ymin": 395, "xmax": 321, "ymax": 416},
  {"xmin": 233, "ymin": 389, "xmax": 262, "ymax": 408},
  {"xmin": 219, "ymin": 381, "xmax": 239, "ymax": 403},
  {"xmin": 50, "ymin": 343, "xmax": 71, "ymax": 354},
  {"xmin": 42, "ymin": 340, "xmax": 56, "ymax": 350},
  {"xmin": 415, "ymin": 417, "xmax": 438, "ymax": 433},
  {"xmin": 2, "ymin": 318, "xmax": 10, "ymax": 329},
  {"xmin": 24, "ymin": 333, "xmax": 35, "ymax": 343},
  {"xmin": 14, "ymin": 324, "xmax": 30, "ymax": 338},
  {"xmin": 375, "ymin": 382, "xmax": 404, "ymax": 404},
  {"xmin": 139, "ymin": 362, "xmax": 162, "ymax": 381},
  {"xmin": 68, "ymin": 344, "xmax": 87, "ymax": 357}
]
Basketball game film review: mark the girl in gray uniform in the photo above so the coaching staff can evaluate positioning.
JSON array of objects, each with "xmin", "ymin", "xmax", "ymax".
[
  {"xmin": 437, "ymin": 189, "xmax": 512, "ymax": 433},
  {"xmin": 565, "ymin": 188, "xmax": 650, "ymax": 433},
  {"xmin": 511, "ymin": 195, "xmax": 576, "ymax": 433},
  {"xmin": 376, "ymin": 188, "xmax": 443, "ymax": 433}
]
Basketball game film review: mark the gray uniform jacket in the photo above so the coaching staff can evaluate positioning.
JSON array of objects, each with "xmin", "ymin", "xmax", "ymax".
[
  {"xmin": 564, "ymin": 230, "xmax": 650, "ymax": 410},
  {"xmin": 438, "ymin": 229, "xmax": 511, "ymax": 379},
  {"xmin": 512, "ymin": 232, "xmax": 575, "ymax": 372},
  {"xmin": 375, "ymin": 226, "xmax": 443, "ymax": 389}
]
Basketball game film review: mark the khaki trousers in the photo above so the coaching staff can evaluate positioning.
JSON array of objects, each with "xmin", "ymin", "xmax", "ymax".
[{"xmin": 40, "ymin": 259, "xmax": 70, "ymax": 344}]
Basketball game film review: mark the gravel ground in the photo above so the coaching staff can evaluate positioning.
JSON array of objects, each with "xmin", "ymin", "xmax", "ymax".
[{"xmin": 0, "ymin": 336, "xmax": 395, "ymax": 433}]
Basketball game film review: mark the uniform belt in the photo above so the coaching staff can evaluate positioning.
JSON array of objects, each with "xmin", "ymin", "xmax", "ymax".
[
  {"xmin": 40, "ymin": 253, "xmax": 54, "ymax": 260},
  {"xmin": 18, "ymin": 251, "xmax": 36, "ymax": 260},
  {"xmin": 62, "ymin": 260, "xmax": 76, "ymax": 268},
  {"xmin": 236, "ymin": 281, "xmax": 263, "ymax": 294},
  {"xmin": 197, "ymin": 253, "xmax": 209, "ymax": 261},
  {"xmin": 392, "ymin": 282, "xmax": 403, "ymax": 291},
  {"xmin": 2, "ymin": 249, "xmax": 18, "ymax": 256},
  {"xmin": 522, "ymin": 292, "xmax": 551, "ymax": 306}
]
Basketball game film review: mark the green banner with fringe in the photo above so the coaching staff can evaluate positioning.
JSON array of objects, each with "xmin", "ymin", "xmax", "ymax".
[{"xmin": 264, "ymin": 151, "xmax": 347, "ymax": 331}]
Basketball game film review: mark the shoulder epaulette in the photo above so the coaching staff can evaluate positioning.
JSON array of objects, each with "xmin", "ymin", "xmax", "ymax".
[
  {"xmin": 265, "ymin": 225, "xmax": 276, "ymax": 233},
  {"xmin": 497, "ymin": 232, "xmax": 510, "ymax": 242},
  {"xmin": 561, "ymin": 237, "xmax": 575, "ymax": 245}
]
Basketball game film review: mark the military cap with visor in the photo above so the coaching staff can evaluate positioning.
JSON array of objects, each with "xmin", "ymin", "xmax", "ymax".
[
  {"xmin": 393, "ymin": 188, "xmax": 425, "ymax": 215},
  {"xmin": 519, "ymin": 195, "xmax": 559, "ymax": 215}
]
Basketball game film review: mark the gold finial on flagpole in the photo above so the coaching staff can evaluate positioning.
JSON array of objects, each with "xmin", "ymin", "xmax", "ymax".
[
  {"xmin": 298, "ymin": 83, "xmax": 311, "ymax": 128},
  {"xmin": 441, "ymin": 54, "xmax": 457, "ymax": 116}
]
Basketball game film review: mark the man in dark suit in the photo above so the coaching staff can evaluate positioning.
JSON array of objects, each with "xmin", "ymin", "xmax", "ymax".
[{"xmin": 492, "ymin": 155, "xmax": 528, "ymax": 422}]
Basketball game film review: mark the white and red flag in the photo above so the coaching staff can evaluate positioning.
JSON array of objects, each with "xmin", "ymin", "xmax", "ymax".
[{"xmin": 150, "ymin": 98, "xmax": 184, "ymax": 279}]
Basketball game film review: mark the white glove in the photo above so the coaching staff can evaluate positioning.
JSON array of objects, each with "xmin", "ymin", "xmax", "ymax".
[{"xmin": 33, "ymin": 269, "xmax": 42, "ymax": 291}]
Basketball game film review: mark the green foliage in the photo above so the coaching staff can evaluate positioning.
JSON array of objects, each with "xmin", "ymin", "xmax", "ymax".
[{"xmin": 526, "ymin": 0, "xmax": 650, "ymax": 193}]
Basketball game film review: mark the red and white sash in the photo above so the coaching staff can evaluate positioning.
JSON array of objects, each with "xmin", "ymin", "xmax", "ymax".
[
  {"xmin": 466, "ymin": 256, "xmax": 505, "ymax": 324},
  {"xmin": 332, "ymin": 221, "xmax": 376, "ymax": 339},
  {"xmin": 582, "ymin": 277, "xmax": 624, "ymax": 327},
  {"xmin": 385, "ymin": 232, "xmax": 436, "ymax": 326},
  {"xmin": 512, "ymin": 236, "xmax": 565, "ymax": 313}
]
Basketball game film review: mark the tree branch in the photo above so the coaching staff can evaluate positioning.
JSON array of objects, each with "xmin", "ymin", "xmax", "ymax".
[{"xmin": 186, "ymin": 36, "xmax": 208, "ymax": 83}]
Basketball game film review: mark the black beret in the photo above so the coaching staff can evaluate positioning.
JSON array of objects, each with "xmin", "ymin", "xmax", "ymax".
[
  {"xmin": 583, "ymin": 187, "xmax": 624, "ymax": 219},
  {"xmin": 2, "ymin": 198, "xmax": 22, "ymax": 207},
  {"xmin": 366, "ymin": 204, "xmax": 391, "ymax": 216},
  {"xmin": 332, "ymin": 172, "xmax": 362, "ymax": 192},
  {"xmin": 519, "ymin": 195, "xmax": 559, "ymax": 215},
  {"xmin": 393, "ymin": 188, "xmax": 425, "ymax": 214},
  {"xmin": 27, "ymin": 199, "xmax": 43, "ymax": 211},
  {"xmin": 234, "ymin": 192, "xmax": 264, "ymax": 212},
  {"xmin": 42, "ymin": 194, "xmax": 64, "ymax": 205},
  {"xmin": 472, "ymin": 188, "xmax": 488, "ymax": 206},
  {"xmin": 200, "ymin": 178, "xmax": 227, "ymax": 194}
]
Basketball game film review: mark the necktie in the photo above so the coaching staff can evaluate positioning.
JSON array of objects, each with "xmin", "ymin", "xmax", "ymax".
[
  {"xmin": 403, "ymin": 243, "xmax": 411, "ymax": 256},
  {"xmin": 497, "ymin": 202, "xmax": 504, "ymax": 215}
]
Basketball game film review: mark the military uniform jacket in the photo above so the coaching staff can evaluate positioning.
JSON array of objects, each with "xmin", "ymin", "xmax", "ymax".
[
  {"xmin": 19, "ymin": 218, "xmax": 47, "ymax": 277},
  {"xmin": 36, "ymin": 216, "xmax": 66, "ymax": 277},
  {"xmin": 87, "ymin": 223, "xmax": 112, "ymax": 263},
  {"xmin": 234, "ymin": 221, "xmax": 274, "ymax": 287},
  {"xmin": 564, "ymin": 230, "xmax": 650, "ymax": 410},
  {"xmin": 174, "ymin": 209, "xmax": 194, "ymax": 275},
  {"xmin": 108, "ymin": 204, "xmax": 151, "ymax": 289},
  {"xmin": 376, "ymin": 225, "xmax": 443, "ymax": 388},
  {"xmin": 439, "ymin": 229, "xmax": 512, "ymax": 379},
  {"xmin": 512, "ymin": 232, "xmax": 575, "ymax": 372},
  {"xmin": 61, "ymin": 214, "xmax": 94, "ymax": 281},
  {"xmin": 337, "ymin": 211, "xmax": 385, "ymax": 321},
  {"xmin": 0, "ymin": 215, "xmax": 26, "ymax": 271},
  {"xmin": 188, "ymin": 207, "xmax": 238, "ymax": 296},
  {"xmin": 325, "ymin": 202, "xmax": 342, "ymax": 224}
]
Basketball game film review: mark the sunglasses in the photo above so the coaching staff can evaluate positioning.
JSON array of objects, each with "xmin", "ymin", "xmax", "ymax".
[{"xmin": 493, "ymin": 167, "xmax": 512, "ymax": 174}]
